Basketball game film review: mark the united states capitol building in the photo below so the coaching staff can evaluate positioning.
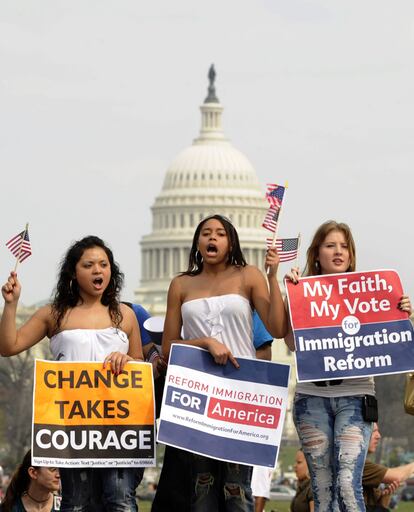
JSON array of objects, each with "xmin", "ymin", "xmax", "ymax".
[{"xmin": 135, "ymin": 65, "xmax": 296, "ymax": 439}]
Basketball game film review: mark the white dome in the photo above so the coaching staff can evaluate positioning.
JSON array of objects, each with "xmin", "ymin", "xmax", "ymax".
[
  {"xmin": 136, "ymin": 68, "xmax": 269, "ymax": 313},
  {"xmin": 162, "ymin": 140, "xmax": 261, "ymax": 193}
]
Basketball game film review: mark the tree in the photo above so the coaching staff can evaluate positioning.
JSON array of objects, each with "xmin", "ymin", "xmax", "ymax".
[
  {"xmin": 0, "ymin": 341, "xmax": 50, "ymax": 471},
  {"xmin": 375, "ymin": 373, "xmax": 414, "ymax": 452}
]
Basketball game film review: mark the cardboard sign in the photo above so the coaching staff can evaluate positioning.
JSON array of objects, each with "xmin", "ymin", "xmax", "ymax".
[
  {"xmin": 286, "ymin": 269, "xmax": 414, "ymax": 382},
  {"xmin": 157, "ymin": 345, "xmax": 290, "ymax": 468},
  {"xmin": 32, "ymin": 360, "xmax": 155, "ymax": 467}
]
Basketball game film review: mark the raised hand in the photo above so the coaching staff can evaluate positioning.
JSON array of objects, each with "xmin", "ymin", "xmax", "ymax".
[
  {"xmin": 265, "ymin": 248, "xmax": 281, "ymax": 277},
  {"xmin": 1, "ymin": 271, "xmax": 21, "ymax": 304}
]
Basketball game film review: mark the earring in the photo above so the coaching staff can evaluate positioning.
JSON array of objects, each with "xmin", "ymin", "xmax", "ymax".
[
  {"xmin": 195, "ymin": 250, "xmax": 203, "ymax": 263},
  {"xmin": 69, "ymin": 279, "xmax": 75, "ymax": 294},
  {"xmin": 315, "ymin": 261, "xmax": 320, "ymax": 270}
]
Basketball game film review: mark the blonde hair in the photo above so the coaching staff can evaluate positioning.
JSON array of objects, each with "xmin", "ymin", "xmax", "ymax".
[{"xmin": 304, "ymin": 220, "xmax": 356, "ymax": 276}]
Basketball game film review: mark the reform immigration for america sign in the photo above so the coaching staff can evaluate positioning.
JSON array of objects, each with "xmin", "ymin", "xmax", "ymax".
[
  {"xmin": 286, "ymin": 270, "xmax": 414, "ymax": 382},
  {"xmin": 32, "ymin": 360, "xmax": 155, "ymax": 467},
  {"xmin": 157, "ymin": 345, "xmax": 290, "ymax": 468}
]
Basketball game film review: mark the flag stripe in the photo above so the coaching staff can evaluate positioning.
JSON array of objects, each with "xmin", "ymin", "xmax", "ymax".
[
  {"xmin": 6, "ymin": 229, "xmax": 32, "ymax": 263},
  {"xmin": 266, "ymin": 183, "xmax": 285, "ymax": 208},
  {"xmin": 262, "ymin": 206, "xmax": 280, "ymax": 232}
]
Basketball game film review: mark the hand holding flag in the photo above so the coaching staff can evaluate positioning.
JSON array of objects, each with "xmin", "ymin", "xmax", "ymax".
[
  {"xmin": 1, "ymin": 271, "xmax": 21, "ymax": 304},
  {"xmin": 264, "ymin": 247, "xmax": 280, "ymax": 277}
]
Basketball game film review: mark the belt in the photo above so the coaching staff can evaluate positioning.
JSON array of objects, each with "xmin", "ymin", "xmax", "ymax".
[{"xmin": 313, "ymin": 379, "xmax": 343, "ymax": 387}]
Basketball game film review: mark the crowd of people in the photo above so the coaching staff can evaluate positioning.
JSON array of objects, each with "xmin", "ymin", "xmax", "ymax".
[{"xmin": 0, "ymin": 215, "xmax": 412, "ymax": 511}]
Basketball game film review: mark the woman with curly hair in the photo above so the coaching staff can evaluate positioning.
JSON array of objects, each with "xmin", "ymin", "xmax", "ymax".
[
  {"xmin": 0, "ymin": 236, "xmax": 144, "ymax": 511},
  {"xmin": 1, "ymin": 450, "xmax": 60, "ymax": 512}
]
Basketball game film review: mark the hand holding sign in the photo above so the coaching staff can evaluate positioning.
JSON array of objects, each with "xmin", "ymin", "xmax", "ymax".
[
  {"xmin": 399, "ymin": 295, "xmax": 412, "ymax": 315},
  {"xmin": 206, "ymin": 337, "xmax": 239, "ymax": 369},
  {"xmin": 103, "ymin": 352, "xmax": 136, "ymax": 374}
]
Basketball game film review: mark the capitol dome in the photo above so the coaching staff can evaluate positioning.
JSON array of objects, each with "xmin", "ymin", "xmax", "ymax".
[
  {"xmin": 135, "ymin": 66, "xmax": 269, "ymax": 314},
  {"xmin": 163, "ymin": 143, "xmax": 259, "ymax": 193}
]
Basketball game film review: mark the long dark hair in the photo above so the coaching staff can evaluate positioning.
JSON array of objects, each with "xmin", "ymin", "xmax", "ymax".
[
  {"xmin": 51, "ymin": 235, "xmax": 124, "ymax": 333},
  {"xmin": 182, "ymin": 214, "xmax": 247, "ymax": 276},
  {"xmin": 304, "ymin": 220, "xmax": 356, "ymax": 276},
  {"xmin": 2, "ymin": 450, "xmax": 33, "ymax": 511}
]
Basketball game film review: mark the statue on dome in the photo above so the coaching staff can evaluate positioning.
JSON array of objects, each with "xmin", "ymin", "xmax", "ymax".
[
  {"xmin": 208, "ymin": 64, "xmax": 216, "ymax": 87},
  {"xmin": 205, "ymin": 64, "xmax": 219, "ymax": 103}
]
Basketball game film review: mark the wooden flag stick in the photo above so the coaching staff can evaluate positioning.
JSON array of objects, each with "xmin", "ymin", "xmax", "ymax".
[
  {"xmin": 294, "ymin": 232, "xmax": 301, "ymax": 270},
  {"xmin": 14, "ymin": 223, "xmax": 29, "ymax": 273}
]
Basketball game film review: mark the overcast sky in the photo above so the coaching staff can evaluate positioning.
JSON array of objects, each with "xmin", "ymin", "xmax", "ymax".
[{"xmin": 1, "ymin": 0, "xmax": 413, "ymax": 306}]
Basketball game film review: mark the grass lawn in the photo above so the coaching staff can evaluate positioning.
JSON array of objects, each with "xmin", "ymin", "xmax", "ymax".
[
  {"xmin": 139, "ymin": 498, "xmax": 414, "ymax": 511},
  {"xmin": 265, "ymin": 500, "xmax": 291, "ymax": 511},
  {"xmin": 263, "ymin": 499, "xmax": 414, "ymax": 511}
]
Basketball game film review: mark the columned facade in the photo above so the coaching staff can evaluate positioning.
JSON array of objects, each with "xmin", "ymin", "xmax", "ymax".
[
  {"xmin": 135, "ymin": 68, "xmax": 268, "ymax": 314},
  {"xmin": 134, "ymin": 67, "xmax": 297, "ymax": 440}
]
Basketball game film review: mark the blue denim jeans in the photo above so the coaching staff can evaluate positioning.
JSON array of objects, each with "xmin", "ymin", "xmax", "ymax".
[
  {"xmin": 191, "ymin": 454, "xmax": 254, "ymax": 512},
  {"xmin": 293, "ymin": 394, "xmax": 372, "ymax": 512},
  {"xmin": 60, "ymin": 467, "xmax": 144, "ymax": 511}
]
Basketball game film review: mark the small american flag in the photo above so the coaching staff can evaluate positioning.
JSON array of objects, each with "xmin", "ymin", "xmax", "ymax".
[
  {"xmin": 6, "ymin": 228, "xmax": 32, "ymax": 263},
  {"xmin": 262, "ymin": 206, "xmax": 280, "ymax": 232},
  {"xmin": 266, "ymin": 237, "xmax": 299, "ymax": 262},
  {"xmin": 266, "ymin": 183, "xmax": 285, "ymax": 208}
]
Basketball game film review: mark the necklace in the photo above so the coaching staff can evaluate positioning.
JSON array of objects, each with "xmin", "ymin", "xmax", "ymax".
[{"xmin": 24, "ymin": 490, "xmax": 51, "ymax": 504}]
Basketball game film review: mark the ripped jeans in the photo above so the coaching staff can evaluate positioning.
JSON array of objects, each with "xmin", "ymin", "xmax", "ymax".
[
  {"xmin": 293, "ymin": 394, "xmax": 372, "ymax": 512},
  {"xmin": 191, "ymin": 454, "xmax": 253, "ymax": 512},
  {"xmin": 60, "ymin": 467, "xmax": 144, "ymax": 511}
]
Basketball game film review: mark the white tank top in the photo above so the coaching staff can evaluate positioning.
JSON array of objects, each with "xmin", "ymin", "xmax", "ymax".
[
  {"xmin": 181, "ymin": 294, "xmax": 254, "ymax": 357},
  {"xmin": 49, "ymin": 327, "xmax": 129, "ymax": 362}
]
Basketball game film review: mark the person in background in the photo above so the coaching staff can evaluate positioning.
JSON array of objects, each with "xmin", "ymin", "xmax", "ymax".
[
  {"xmin": 251, "ymin": 311, "xmax": 274, "ymax": 512},
  {"xmin": 0, "ymin": 450, "xmax": 61, "ymax": 512},
  {"xmin": 363, "ymin": 423, "xmax": 414, "ymax": 511},
  {"xmin": 122, "ymin": 303, "xmax": 166, "ymax": 379},
  {"xmin": 288, "ymin": 424, "xmax": 414, "ymax": 512},
  {"xmin": 122, "ymin": 305, "xmax": 167, "ymax": 418},
  {"xmin": 290, "ymin": 450, "xmax": 314, "ymax": 512}
]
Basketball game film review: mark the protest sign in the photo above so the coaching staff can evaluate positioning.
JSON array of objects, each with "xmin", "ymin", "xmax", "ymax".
[
  {"xmin": 32, "ymin": 360, "xmax": 155, "ymax": 467},
  {"xmin": 286, "ymin": 270, "xmax": 414, "ymax": 382},
  {"xmin": 157, "ymin": 345, "xmax": 290, "ymax": 468}
]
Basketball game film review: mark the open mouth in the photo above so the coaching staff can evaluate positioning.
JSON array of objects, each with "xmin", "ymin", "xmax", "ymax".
[
  {"xmin": 206, "ymin": 244, "xmax": 218, "ymax": 254},
  {"xmin": 93, "ymin": 278, "xmax": 104, "ymax": 287}
]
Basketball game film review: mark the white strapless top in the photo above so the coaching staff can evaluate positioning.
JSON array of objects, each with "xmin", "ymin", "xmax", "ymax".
[
  {"xmin": 181, "ymin": 294, "xmax": 254, "ymax": 357},
  {"xmin": 49, "ymin": 327, "xmax": 129, "ymax": 361}
]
